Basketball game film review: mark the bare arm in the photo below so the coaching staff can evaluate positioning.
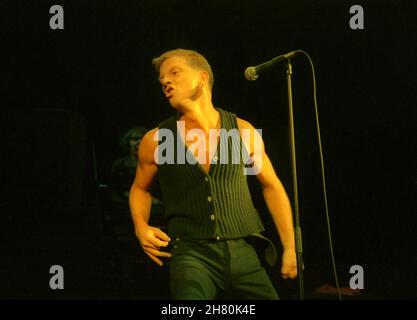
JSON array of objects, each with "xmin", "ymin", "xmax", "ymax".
[
  {"xmin": 237, "ymin": 117, "xmax": 297, "ymax": 279},
  {"xmin": 129, "ymin": 128, "xmax": 171, "ymax": 266}
]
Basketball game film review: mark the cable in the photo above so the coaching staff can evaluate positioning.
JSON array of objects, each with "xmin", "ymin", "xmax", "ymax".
[{"xmin": 298, "ymin": 50, "xmax": 342, "ymax": 300}]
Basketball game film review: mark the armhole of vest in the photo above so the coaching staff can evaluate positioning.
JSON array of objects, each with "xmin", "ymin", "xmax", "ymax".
[
  {"xmin": 220, "ymin": 108, "xmax": 237, "ymax": 130},
  {"xmin": 229, "ymin": 112, "xmax": 242, "ymax": 141},
  {"xmin": 230, "ymin": 112, "xmax": 239, "ymax": 130},
  {"xmin": 158, "ymin": 118, "xmax": 170, "ymax": 129},
  {"xmin": 157, "ymin": 115, "xmax": 177, "ymax": 143},
  {"xmin": 229, "ymin": 111, "xmax": 251, "ymax": 159}
]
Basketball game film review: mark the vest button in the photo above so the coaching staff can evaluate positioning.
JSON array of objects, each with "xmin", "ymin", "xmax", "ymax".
[
  {"xmin": 216, "ymin": 235, "xmax": 220, "ymax": 240},
  {"xmin": 213, "ymin": 156, "xmax": 218, "ymax": 162},
  {"xmin": 210, "ymin": 214, "xmax": 215, "ymax": 220},
  {"xmin": 207, "ymin": 196, "xmax": 212, "ymax": 202},
  {"xmin": 204, "ymin": 177, "xmax": 209, "ymax": 182}
]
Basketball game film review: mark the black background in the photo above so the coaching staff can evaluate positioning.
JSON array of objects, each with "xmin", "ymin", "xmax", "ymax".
[{"xmin": 0, "ymin": 0, "xmax": 416, "ymax": 299}]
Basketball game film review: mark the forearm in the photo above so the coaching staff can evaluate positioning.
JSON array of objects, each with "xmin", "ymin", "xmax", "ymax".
[
  {"xmin": 262, "ymin": 181, "xmax": 295, "ymax": 251},
  {"xmin": 129, "ymin": 185, "xmax": 152, "ymax": 232}
]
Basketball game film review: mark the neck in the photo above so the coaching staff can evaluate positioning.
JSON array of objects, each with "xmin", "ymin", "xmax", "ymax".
[{"xmin": 177, "ymin": 92, "xmax": 219, "ymax": 131}]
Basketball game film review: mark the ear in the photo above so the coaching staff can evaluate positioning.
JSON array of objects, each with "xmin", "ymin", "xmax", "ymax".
[{"xmin": 199, "ymin": 71, "xmax": 209, "ymax": 87}]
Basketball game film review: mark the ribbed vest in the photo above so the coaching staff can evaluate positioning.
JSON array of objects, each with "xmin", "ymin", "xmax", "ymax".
[{"xmin": 157, "ymin": 108, "xmax": 265, "ymax": 240}]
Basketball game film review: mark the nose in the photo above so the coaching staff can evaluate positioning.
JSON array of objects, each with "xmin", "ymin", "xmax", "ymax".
[{"xmin": 160, "ymin": 76, "xmax": 171, "ymax": 89}]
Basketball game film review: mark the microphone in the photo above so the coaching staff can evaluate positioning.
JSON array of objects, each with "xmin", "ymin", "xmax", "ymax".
[{"xmin": 244, "ymin": 50, "xmax": 301, "ymax": 81}]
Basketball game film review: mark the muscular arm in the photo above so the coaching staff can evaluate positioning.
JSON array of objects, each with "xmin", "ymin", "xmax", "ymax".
[
  {"xmin": 129, "ymin": 128, "xmax": 171, "ymax": 266},
  {"xmin": 129, "ymin": 129, "xmax": 157, "ymax": 230},
  {"xmin": 237, "ymin": 117, "xmax": 297, "ymax": 279}
]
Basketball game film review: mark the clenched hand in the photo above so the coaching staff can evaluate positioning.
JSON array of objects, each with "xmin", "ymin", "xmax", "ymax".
[{"xmin": 136, "ymin": 225, "xmax": 172, "ymax": 266}]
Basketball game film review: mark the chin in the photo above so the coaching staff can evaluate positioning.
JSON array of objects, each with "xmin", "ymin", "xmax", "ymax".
[
  {"xmin": 168, "ymin": 99, "xmax": 183, "ymax": 110},
  {"xmin": 169, "ymin": 102, "xmax": 180, "ymax": 110}
]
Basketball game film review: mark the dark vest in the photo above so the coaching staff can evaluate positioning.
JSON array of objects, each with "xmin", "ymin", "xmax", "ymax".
[{"xmin": 156, "ymin": 107, "xmax": 265, "ymax": 240}]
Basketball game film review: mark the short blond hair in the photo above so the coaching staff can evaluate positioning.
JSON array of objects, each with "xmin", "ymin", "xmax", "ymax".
[{"xmin": 152, "ymin": 49, "xmax": 214, "ymax": 91}]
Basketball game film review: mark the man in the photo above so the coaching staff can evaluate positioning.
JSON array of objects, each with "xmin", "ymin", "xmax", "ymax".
[{"xmin": 129, "ymin": 49, "xmax": 297, "ymax": 299}]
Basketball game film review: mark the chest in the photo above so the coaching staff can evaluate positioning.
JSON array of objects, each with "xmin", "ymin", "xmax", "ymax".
[{"xmin": 179, "ymin": 127, "xmax": 220, "ymax": 173}]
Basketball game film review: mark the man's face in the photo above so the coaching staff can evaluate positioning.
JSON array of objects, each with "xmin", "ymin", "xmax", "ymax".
[{"xmin": 158, "ymin": 55, "xmax": 203, "ymax": 108}]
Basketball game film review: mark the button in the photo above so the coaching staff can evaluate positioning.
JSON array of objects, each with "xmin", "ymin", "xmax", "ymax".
[
  {"xmin": 207, "ymin": 196, "xmax": 212, "ymax": 202},
  {"xmin": 210, "ymin": 214, "xmax": 216, "ymax": 220},
  {"xmin": 213, "ymin": 156, "xmax": 218, "ymax": 162},
  {"xmin": 216, "ymin": 235, "xmax": 220, "ymax": 240},
  {"xmin": 204, "ymin": 177, "xmax": 209, "ymax": 182},
  {"xmin": 176, "ymin": 238, "xmax": 180, "ymax": 241}
]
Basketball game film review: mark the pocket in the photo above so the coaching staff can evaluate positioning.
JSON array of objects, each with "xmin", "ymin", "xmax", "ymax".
[
  {"xmin": 239, "ymin": 239, "xmax": 262, "ymax": 269},
  {"xmin": 241, "ymin": 238, "xmax": 258, "ymax": 256},
  {"xmin": 168, "ymin": 239, "xmax": 180, "ymax": 253},
  {"xmin": 246, "ymin": 234, "xmax": 278, "ymax": 267}
]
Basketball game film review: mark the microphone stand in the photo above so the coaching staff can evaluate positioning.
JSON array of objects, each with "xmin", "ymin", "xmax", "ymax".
[{"xmin": 285, "ymin": 59, "xmax": 305, "ymax": 300}]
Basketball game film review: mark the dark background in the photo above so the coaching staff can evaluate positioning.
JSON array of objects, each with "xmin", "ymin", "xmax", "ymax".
[{"xmin": 0, "ymin": 0, "xmax": 416, "ymax": 299}]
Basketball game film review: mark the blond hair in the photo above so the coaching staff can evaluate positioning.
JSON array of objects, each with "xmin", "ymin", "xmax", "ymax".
[{"xmin": 152, "ymin": 49, "xmax": 214, "ymax": 91}]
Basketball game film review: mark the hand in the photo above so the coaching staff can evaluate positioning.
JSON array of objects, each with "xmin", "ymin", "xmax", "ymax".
[
  {"xmin": 135, "ymin": 224, "xmax": 172, "ymax": 266},
  {"xmin": 281, "ymin": 249, "xmax": 297, "ymax": 279}
]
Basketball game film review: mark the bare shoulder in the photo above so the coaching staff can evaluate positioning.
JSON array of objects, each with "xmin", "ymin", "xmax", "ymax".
[
  {"xmin": 235, "ymin": 117, "xmax": 262, "ymax": 140},
  {"xmin": 138, "ymin": 127, "xmax": 159, "ymax": 163},
  {"xmin": 236, "ymin": 117, "xmax": 256, "ymax": 130},
  {"xmin": 141, "ymin": 127, "xmax": 159, "ymax": 148},
  {"xmin": 235, "ymin": 116, "xmax": 265, "ymax": 155},
  {"xmin": 142, "ymin": 127, "xmax": 159, "ymax": 143}
]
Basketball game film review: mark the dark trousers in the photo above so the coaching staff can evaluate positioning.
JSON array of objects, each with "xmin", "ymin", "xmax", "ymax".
[{"xmin": 168, "ymin": 238, "xmax": 279, "ymax": 300}]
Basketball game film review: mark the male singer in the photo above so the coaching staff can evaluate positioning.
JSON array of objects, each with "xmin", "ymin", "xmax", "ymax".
[{"xmin": 129, "ymin": 49, "xmax": 297, "ymax": 299}]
